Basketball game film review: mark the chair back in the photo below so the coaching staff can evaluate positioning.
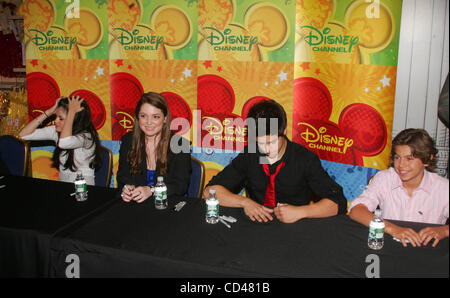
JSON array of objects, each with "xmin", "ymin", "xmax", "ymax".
[
  {"xmin": 0, "ymin": 135, "xmax": 30, "ymax": 176},
  {"xmin": 95, "ymin": 145, "xmax": 113, "ymax": 187},
  {"xmin": 187, "ymin": 156, "xmax": 205, "ymax": 198}
]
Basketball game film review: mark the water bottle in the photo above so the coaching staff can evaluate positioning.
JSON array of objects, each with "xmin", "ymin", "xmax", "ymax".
[
  {"xmin": 74, "ymin": 172, "xmax": 88, "ymax": 201},
  {"xmin": 205, "ymin": 188, "xmax": 219, "ymax": 224},
  {"xmin": 368, "ymin": 209, "xmax": 385, "ymax": 250},
  {"xmin": 154, "ymin": 176, "xmax": 168, "ymax": 210}
]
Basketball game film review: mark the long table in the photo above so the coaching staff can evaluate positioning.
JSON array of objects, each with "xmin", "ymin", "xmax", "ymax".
[
  {"xmin": 1, "ymin": 175, "xmax": 448, "ymax": 278},
  {"xmin": 0, "ymin": 175, "xmax": 117, "ymax": 277},
  {"xmin": 49, "ymin": 193, "xmax": 449, "ymax": 278}
]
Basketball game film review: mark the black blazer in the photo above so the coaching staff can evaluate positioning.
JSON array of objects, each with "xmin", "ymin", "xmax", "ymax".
[{"xmin": 117, "ymin": 132, "xmax": 191, "ymax": 197}]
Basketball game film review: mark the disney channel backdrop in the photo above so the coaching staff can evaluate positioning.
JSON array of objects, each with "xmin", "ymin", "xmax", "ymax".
[{"xmin": 17, "ymin": 0, "xmax": 402, "ymax": 203}]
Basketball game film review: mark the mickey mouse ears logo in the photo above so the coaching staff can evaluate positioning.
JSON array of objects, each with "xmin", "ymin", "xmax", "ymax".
[
  {"xmin": 21, "ymin": 0, "xmax": 104, "ymax": 59},
  {"xmin": 197, "ymin": 74, "xmax": 274, "ymax": 150},
  {"xmin": 198, "ymin": 0, "xmax": 290, "ymax": 61},
  {"xmin": 26, "ymin": 72, "xmax": 106, "ymax": 130},
  {"xmin": 293, "ymin": 77, "xmax": 387, "ymax": 167},
  {"xmin": 198, "ymin": 74, "xmax": 235, "ymax": 115},
  {"xmin": 197, "ymin": 74, "xmax": 246, "ymax": 150},
  {"xmin": 110, "ymin": 72, "xmax": 192, "ymax": 140}
]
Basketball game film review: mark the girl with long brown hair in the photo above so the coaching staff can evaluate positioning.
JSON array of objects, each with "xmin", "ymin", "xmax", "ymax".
[{"xmin": 117, "ymin": 92, "xmax": 191, "ymax": 202}]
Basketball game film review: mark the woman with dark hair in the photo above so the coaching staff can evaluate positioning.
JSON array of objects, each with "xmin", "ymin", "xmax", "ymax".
[
  {"xmin": 117, "ymin": 92, "xmax": 191, "ymax": 203},
  {"xmin": 19, "ymin": 96, "xmax": 102, "ymax": 185},
  {"xmin": 349, "ymin": 128, "xmax": 449, "ymax": 247}
]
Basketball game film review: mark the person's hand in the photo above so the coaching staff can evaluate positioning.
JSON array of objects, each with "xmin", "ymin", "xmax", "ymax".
[
  {"xmin": 46, "ymin": 97, "xmax": 63, "ymax": 115},
  {"xmin": 418, "ymin": 226, "xmax": 449, "ymax": 247},
  {"xmin": 202, "ymin": 186, "xmax": 210, "ymax": 199},
  {"xmin": 242, "ymin": 198, "xmax": 274, "ymax": 223},
  {"xmin": 274, "ymin": 203, "xmax": 304, "ymax": 224},
  {"xmin": 129, "ymin": 186, "xmax": 153, "ymax": 203},
  {"xmin": 388, "ymin": 225, "xmax": 422, "ymax": 247},
  {"xmin": 67, "ymin": 96, "xmax": 84, "ymax": 114},
  {"xmin": 121, "ymin": 184, "xmax": 135, "ymax": 202}
]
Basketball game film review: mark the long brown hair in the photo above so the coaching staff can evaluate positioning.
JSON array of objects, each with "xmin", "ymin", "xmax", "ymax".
[{"xmin": 128, "ymin": 92, "xmax": 172, "ymax": 176}]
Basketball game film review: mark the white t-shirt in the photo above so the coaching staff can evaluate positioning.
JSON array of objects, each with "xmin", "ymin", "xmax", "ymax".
[{"xmin": 21, "ymin": 126, "xmax": 96, "ymax": 185}]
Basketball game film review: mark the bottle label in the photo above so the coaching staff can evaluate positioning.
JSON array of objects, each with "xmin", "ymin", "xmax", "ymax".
[
  {"xmin": 75, "ymin": 181, "xmax": 87, "ymax": 193},
  {"xmin": 206, "ymin": 201, "xmax": 219, "ymax": 216},
  {"xmin": 155, "ymin": 188, "xmax": 167, "ymax": 202},
  {"xmin": 369, "ymin": 226, "xmax": 384, "ymax": 239}
]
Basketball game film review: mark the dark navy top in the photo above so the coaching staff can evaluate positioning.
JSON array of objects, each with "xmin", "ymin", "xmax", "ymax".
[{"xmin": 147, "ymin": 169, "xmax": 156, "ymax": 186}]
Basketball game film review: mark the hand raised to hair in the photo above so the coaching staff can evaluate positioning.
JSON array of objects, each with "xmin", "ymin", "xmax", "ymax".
[
  {"xmin": 67, "ymin": 96, "xmax": 85, "ymax": 114},
  {"xmin": 46, "ymin": 97, "xmax": 63, "ymax": 115}
]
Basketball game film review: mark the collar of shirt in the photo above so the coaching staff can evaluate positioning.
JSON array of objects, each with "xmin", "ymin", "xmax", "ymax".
[
  {"xmin": 390, "ymin": 167, "xmax": 432, "ymax": 195},
  {"xmin": 257, "ymin": 136, "xmax": 291, "ymax": 169}
]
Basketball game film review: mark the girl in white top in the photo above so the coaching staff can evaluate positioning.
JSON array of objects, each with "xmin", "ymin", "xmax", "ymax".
[{"xmin": 19, "ymin": 96, "xmax": 102, "ymax": 185}]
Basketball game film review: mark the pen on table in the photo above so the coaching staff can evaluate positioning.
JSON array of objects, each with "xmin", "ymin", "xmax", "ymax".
[
  {"xmin": 219, "ymin": 218, "xmax": 231, "ymax": 228},
  {"xmin": 173, "ymin": 201, "xmax": 186, "ymax": 212},
  {"xmin": 70, "ymin": 191, "xmax": 88, "ymax": 196},
  {"xmin": 220, "ymin": 215, "xmax": 237, "ymax": 223},
  {"xmin": 393, "ymin": 237, "xmax": 410, "ymax": 243}
]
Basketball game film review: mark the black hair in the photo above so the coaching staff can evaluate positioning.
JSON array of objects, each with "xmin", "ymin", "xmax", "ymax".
[
  {"xmin": 246, "ymin": 99, "xmax": 287, "ymax": 137},
  {"xmin": 52, "ymin": 97, "xmax": 102, "ymax": 172}
]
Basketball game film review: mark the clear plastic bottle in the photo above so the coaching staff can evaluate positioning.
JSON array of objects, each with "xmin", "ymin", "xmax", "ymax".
[
  {"xmin": 368, "ymin": 209, "xmax": 385, "ymax": 250},
  {"xmin": 154, "ymin": 176, "xmax": 168, "ymax": 210},
  {"xmin": 74, "ymin": 172, "xmax": 88, "ymax": 201},
  {"xmin": 205, "ymin": 188, "xmax": 219, "ymax": 224}
]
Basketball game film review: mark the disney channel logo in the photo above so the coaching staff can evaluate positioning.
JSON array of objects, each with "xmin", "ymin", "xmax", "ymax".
[
  {"xmin": 29, "ymin": 29, "xmax": 77, "ymax": 51},
  {"xmin": 203, "ymin": 27, "xmax": 258, "ymax": 52},
  {"xmin": 301, "ymin": 26, "xmax": 359, "ymax": 54},
  {"xmin": 298, "ymin": 122, "xmax": 354, "ymax": 154},
  {"xmin": 113, "ymin": 28, "xmax": 164, "ymax": 51}
]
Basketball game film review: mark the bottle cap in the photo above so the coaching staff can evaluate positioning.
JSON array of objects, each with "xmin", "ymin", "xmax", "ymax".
[
  {"xmin": 157, "ymin": 176, "xmax": 163, "ymax": 182},
  {"xmin": 374, "ymin": 209, "xmax": 382, "ymax": 216},
  {"xmin": 209, "ymin": 188, "xmax": 216, "ymax": 195}
]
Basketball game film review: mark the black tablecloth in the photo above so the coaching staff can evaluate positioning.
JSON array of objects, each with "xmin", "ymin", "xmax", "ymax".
[
  {"xmin": 1, "ymin": 175, "xmax": 447, "ymax": 278},
  {"xmin": 49, "ymin": 196, "xmax": 449, "ymax": 278},
  {"xmin": 0, "ymin": 175, "xmax": 117, "ymax": 277}
]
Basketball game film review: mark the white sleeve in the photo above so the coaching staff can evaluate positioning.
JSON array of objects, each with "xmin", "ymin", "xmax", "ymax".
[
  {"xmin": 58, "ymin": 133, "xmax": 92, "ymax": 150},
  {"xmin": 20, "ymin": 126, "xmax": 58, "ymax": 142}
]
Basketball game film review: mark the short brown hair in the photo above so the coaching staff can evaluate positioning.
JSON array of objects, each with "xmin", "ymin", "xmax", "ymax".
[{"xmin": 390, "ymin": 129, "xmax": 438, "ymax": 171}]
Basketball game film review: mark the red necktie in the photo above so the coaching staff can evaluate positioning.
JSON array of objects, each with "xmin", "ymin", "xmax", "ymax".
[{"xmin": 262, "ymin": 161, "xmax": 285, "ymax": 207}]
